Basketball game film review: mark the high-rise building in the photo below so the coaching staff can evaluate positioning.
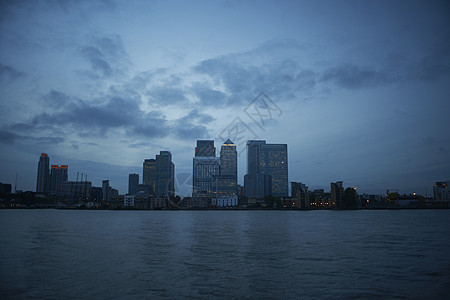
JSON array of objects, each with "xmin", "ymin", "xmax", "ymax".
[
  {"xmin": 193, "ymin": 140, "xmax": 219, "ymax": 204},
  {"xmin": 220, "ymin": 139, "xmax": 237, "ymax": 177},
  {"xmin": 155, "ymin": 151, "xmax": 175, "ymax": 197},
  {"xmin": 214, "ymin": 175, "xmax": 237, "ymax": 198},
  {"xmin": 36, "ymin": 153, "xmax": 50, "ymax": 193},
  {"xmin": 128, "ymin": 173, "xmax": 139, "ymax": 195},
  {"xmin": 102, "ymin": 180, "xmax": 110, "ymax": 202},
  {"xmin": 195, "ymin": 140, "xmax": 215, "ymax": 157},
  {"xmin": 330, "ymin": 181, "xmax": 344, "ymax": 208},
  {"xmin": 143, "ymin": 159, "xmax": 156, "ymax": 194},
  {"xmin": 216, "ymin": 139, "xmax": 238, "ymax": 197},
  {"xmin": 49, "ymin": 165, "xmax": 68, "ymax": 193},
  {"xmin": 244, "ymin": 173, "xmax": 272, "ymax": 198},
  {"xmin": 244, "ymin": 140, "xmax": 288, "ymax": 197},
  {"xmin": 193, "ymin": 157, "xmax": 220, "ymax": 199},
  {"xmin": 434, "ymin": 181, "xmax": 449, "ymax": 200}
]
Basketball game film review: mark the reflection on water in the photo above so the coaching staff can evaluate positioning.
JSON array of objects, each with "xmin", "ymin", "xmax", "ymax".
[{"xmin": 1, "ymin": 210, "xmax": 449, "ymax": 299}]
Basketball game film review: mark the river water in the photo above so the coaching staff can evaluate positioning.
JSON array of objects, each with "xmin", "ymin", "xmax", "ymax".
[{"xmin": 1, "ymin": 209, "xmax": 449, "ymax": 299}]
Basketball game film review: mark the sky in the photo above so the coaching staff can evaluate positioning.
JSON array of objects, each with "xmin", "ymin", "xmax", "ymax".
[{"xmin": 0, "ymin": 0, "xmax": 449, "ymax": 196}]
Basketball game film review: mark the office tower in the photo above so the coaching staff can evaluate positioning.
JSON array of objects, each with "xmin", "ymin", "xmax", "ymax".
[
  {"xmin": 49, "ymin": 165, "xmax": 68, "ymax": 193},
  {"xmin": 215, "ymin": 139, "xmax": 238, "ymax": 197},
  {"xmin": 143, "ymin": 159, "xmax": 156, "ymax": 194},
  {"xmin": 102, "ymin": 180, "xmax": 110, "ymax": 202},
  {"xmin": 244, "ymin": 173, "xmax": 272, "ymax": 198},
  {"xmin": 36, "ymin": 153, "xmax": 50, "ymax": 193},
  {"xmin": 155, "ymin": 151, "xmax": 175, "ymax": 197},
  {"xmin": 434, "ymin": 181, "xmax": 449, "ymax": 200},
  {"xmin": 220, "ymin": 139, "xmax": 237, "ymax": 177},
  {"xmin": 330, "ymin": 181, "xmax": 344, "ymax": 208},
  {"xmin": 193, "ymin": 157, "xmax": 220, "ymax": 200},
  {"xmin": 244, "ymin": 140, "xmax": 288, "ymax": 197},
  {"xmin": 195, "ymin": 140, "xmax": 215, "ymax": 157},
  {"xmin": 214, "ymin": 175, "xmax": 236, "ymax": 198},
  {"xmin": 193, "ymin": 140, "xmax": 219, "ymax": 203},
  {"xmin": 128, "ymin": 173, "xmax": 139, "ymax": 195}
]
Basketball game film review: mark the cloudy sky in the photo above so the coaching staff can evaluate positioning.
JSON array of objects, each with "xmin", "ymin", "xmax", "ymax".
[{"xmin": 0, "ymin": 0, "xmax": 449, "ymax": 196}]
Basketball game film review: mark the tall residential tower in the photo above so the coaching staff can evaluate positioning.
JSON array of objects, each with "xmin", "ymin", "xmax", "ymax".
[{"xmin": 36, "ymin": 153, "xmax": 50, "ymax": 193}]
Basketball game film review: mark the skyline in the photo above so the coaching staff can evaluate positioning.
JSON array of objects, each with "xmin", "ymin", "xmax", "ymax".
[{"xmin": 1, "ymin": 0, "xmax": 449, "ymax": 195}]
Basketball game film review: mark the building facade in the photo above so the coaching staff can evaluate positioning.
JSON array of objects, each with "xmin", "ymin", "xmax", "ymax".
[
  {"xmin": 195, "ymin": 140, "xmax": 215, "ymax": 157},
  {"xmin": 128, "ymin": 173, "xmax": 139, "ymax": 195},
  {"xmin": 193, "ymin": 156, "xmax": 220, "ymax": 201},
  {"xmin": 218, "ymin": 139, "xmax": 237, "ymax": 196},
  {"xmin": 291, "ymin": 182, "xmax": 309, "ymax": 208},
  {"xmin": 49, "ymin": 165, "xmax": 68, "ymax": 193},
  {"xmin": 155, "ymin": 151, "xmax": 175, "ymax": 197},
  {"xmin": 434, "ymin": 181, "xmax": 449, "ymax": 200},
  {"xmin": 143, "ymin": 159, "xmax": 156, "ymax": 194},
  {"xmin": 245, "ymin": 140, "xmax": 288, "ymax": 198},
  {"xmin": 36, "ymin": 153, "xmax": 50, "ymax": 193},
  {"xmin": 330, "ymin": 181, "xmax": 344, "ymax": 208}
]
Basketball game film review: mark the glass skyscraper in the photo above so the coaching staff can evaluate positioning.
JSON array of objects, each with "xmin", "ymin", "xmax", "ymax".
[
  {"xmin": 193, "ymin": 140, "xmax": 220, "ymax": 205},
  {"xmin": 142, "ymin": 158, "xmax": 156, "ymax": 194},
  {"xmin": 195, "ymin": 140, "xmax": 215, "ymax": 157},
  {"xmin": 215, "ymin": 139, "xmax": 238, "ymax": 197},
  {"xmin": 245, "ymin": 140, "xmax": 288, "ymax": 197},
  {"xmin": 155, "ymin": 151, "xmax": 175, "ymax": 197},
  {"xmin": 36, "ymin": 153, "xmax": 49, "ymax": 193}
]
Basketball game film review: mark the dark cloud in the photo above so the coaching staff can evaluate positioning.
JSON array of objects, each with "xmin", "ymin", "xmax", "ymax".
[
  {"xmin": 42, "ymin": 90, "xmax": 72, "ymax": 108},
  {"xmin": 4, "ymin": 89, "xmax": 208, "ymax": 143},
  {"xmin": 80, "ymin": 34, "xmax": 130, "ymax": 78},
  {"xmin": 0, "ymin": 129, "xmax": 18, "ymax": 144},
  {"xmin": 411, "ymin": 40, "xmax": 450, "ymax": 81},
  {"xmin": 193, "ymin": 55, "xmax": 317, "ymax": 107},
  {"xmin": 0, "ymin": 128, "xmax": 65, "ymax": 146},
  {"xmin": 146, "ymin": 86, "xmax": 187, "ymax": 105},
  {"xmin": 172, "ymin": 109, "xmax": 214, "ymax": 140},
  {"xmin": 0, "ymin": 64, "xmax": 24, "ymax": 82},
  {"xmin": 191, "ymin": 83, "xmax": 227, "ymax": 106},
  {"xmin": 35, "ymin": 136, "xmax": 65, "ymax": 145},
  {"xmin": 320, "ymin": 64, "xmax": 392, "ymax": 89}
]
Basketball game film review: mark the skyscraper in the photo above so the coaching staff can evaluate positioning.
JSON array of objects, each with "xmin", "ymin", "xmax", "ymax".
[
  {"xmin": 195, "ymin": 140, "xmax": 215, "ymax": 157},
  {"xmin": 143, "ymin": 159, "xmax": 156, "ymax": 193},
  {"xmin": 220, "ymin": 139, "xmax": 237, "ymax": 178},
  {"xmin": 36, "ymin": 153, "xmax": 50, "ymax": 193},
  {"xmin": 102, "ymin": 180, "xmax": 110, "ymax": 203},
  {"xmin": 155, "ymin": 151, "xmax": 175, "ymax": 197},
  {"xmin": 214, "ymin": 139, "xmax": 238, "ymax": 197},
  {"xmin": 244, "ymin": 140, "xmax": 288, "ymax": 197},
  {"xmin": 128, "ymin": 173, "xmax": 139, "ymax": 195},
  {"xmin": 49, "ymin": 164, "xmax": 68, "ymax": 193},
  {"xmin": 193, "ymin": 140, "xmax": 219, "ymax": 204}
]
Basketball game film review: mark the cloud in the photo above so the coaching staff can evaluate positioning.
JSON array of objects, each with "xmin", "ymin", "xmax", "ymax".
[
  {"xmin": 146, "ymin": 86, "xmax": 188, "ymax": 105},
  {"xmin": 42, "ymin": 90, "xmax": 72, "ymax": 108},
  {"xmin": 2, "ymin": 88, "xmax": 216, "ymax": 145},
  {"xmin": 320, "ymin": 64, "xmax": 392, "ymax": 89},
  {"xmin": 172, "ymin": 109, "xmax": 214, "ymax": 139},
  {"xmin": 80, "ymin": 34, "xmax": 131, "ymax": 78},
  {"xmin": 0, "ymin": 129, "xmax": 18, "ymax": 144},
  {"xmin": 0, "ymin": 64, "xmax": 24, "ymax": 82},
  {"xmin": 411, "ymin": 42, "xmax": 450, "ymax": 81}
]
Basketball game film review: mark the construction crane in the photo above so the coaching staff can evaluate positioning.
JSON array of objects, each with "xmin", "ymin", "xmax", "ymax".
[{"xmin": 386, "ymin": 190, "xmax": 399, "ymax": 207}]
